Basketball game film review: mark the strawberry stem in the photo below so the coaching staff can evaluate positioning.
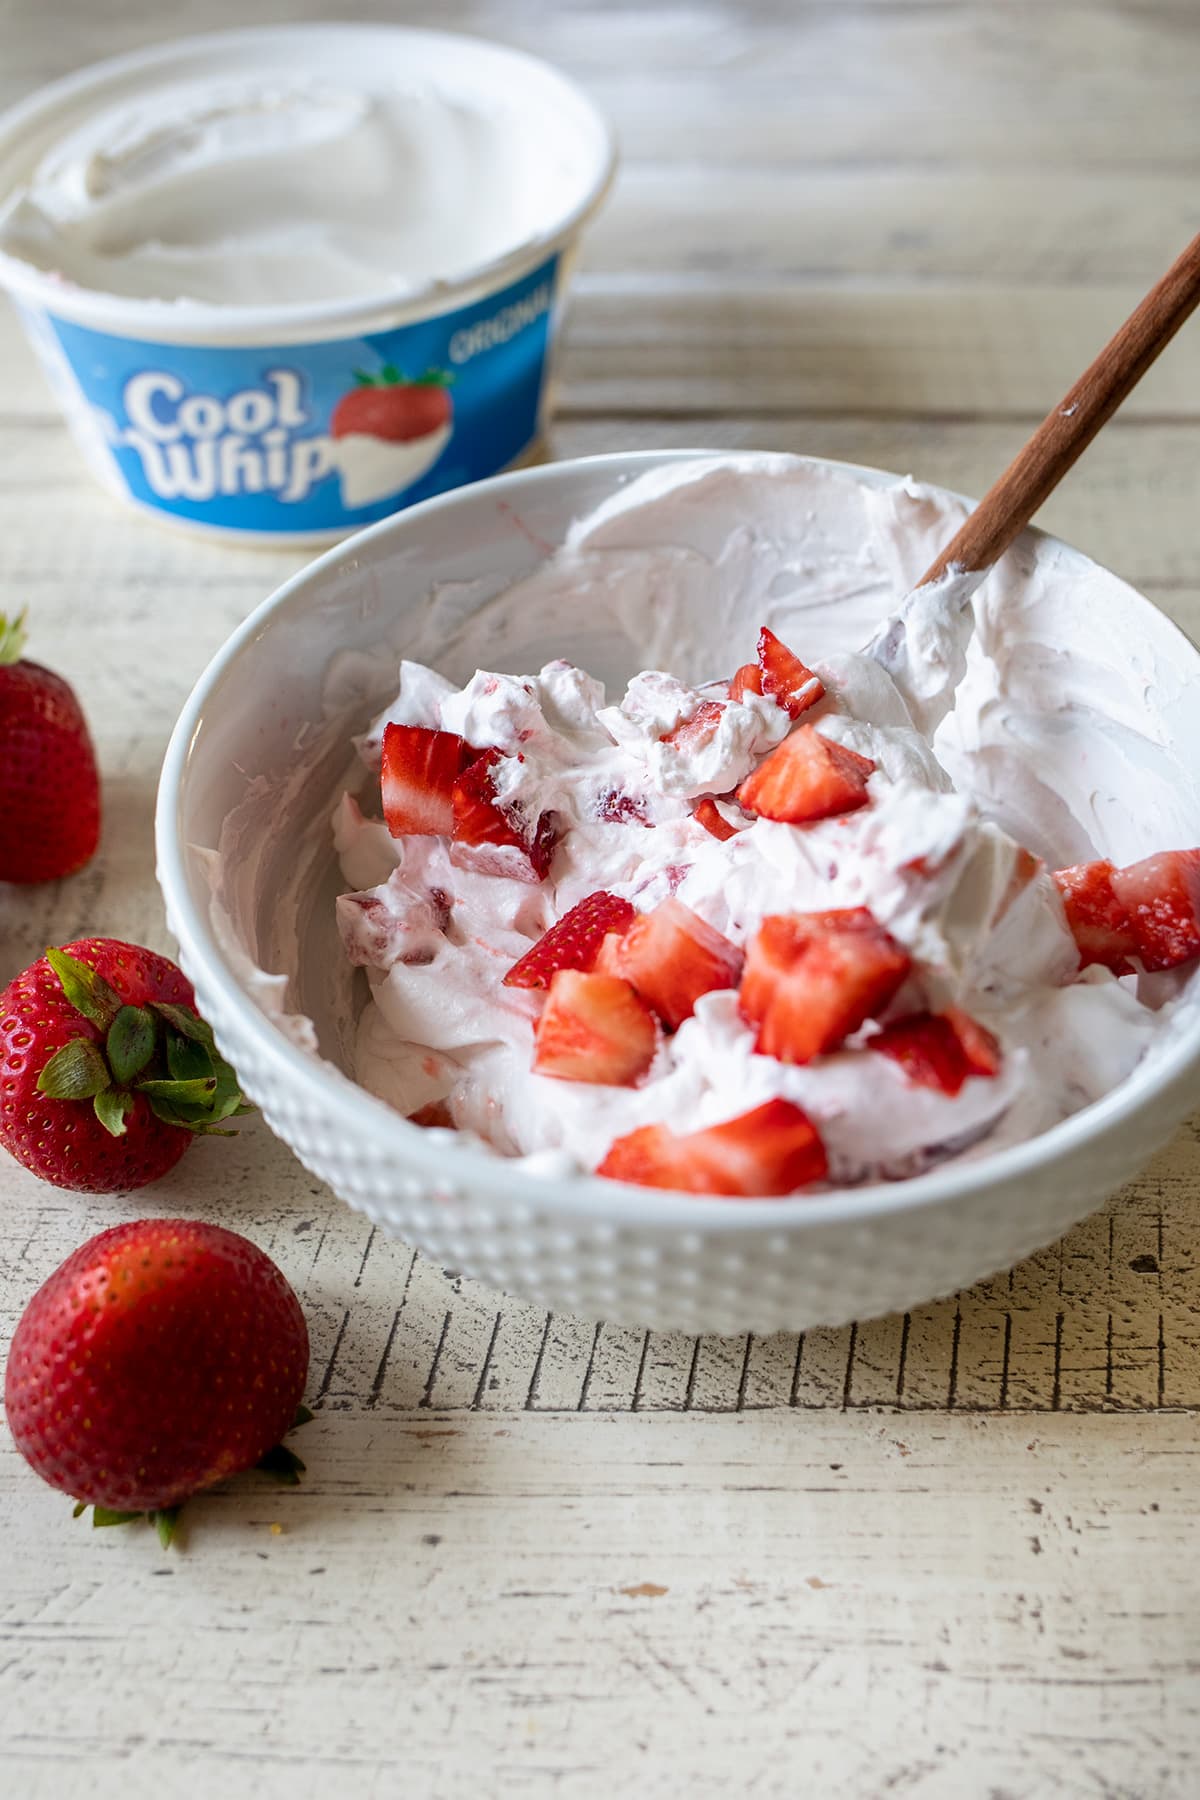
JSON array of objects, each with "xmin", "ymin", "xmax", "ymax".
[
  {"xmin": 68, "ymin": 1406, "xmax": 311, "ymax": 1550},
  {"xmin": 36, "ymin": 951, "xmax": 254, "ymax": 1137},
  {"xmin": 0, "ymin": 608, "xmax": 27, "ymax": 665}
]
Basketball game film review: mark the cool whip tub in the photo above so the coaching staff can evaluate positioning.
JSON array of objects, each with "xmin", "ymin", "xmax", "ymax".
[{"xmin": 0, "ymin": 25, "xmax": 614, "ymax": 542}]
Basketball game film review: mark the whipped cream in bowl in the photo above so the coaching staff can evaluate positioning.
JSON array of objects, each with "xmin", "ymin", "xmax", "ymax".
[
  {"xmin": 0, "ymin": 27, "xmax": 613, "ymax": 541},
  {"xmin": 155, "ymin": 451, "xmax": 1200, "ymax": 1334}
]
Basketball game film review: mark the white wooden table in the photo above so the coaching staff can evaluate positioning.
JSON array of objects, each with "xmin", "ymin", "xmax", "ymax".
[{"xmin": 3, "ymin": 2, "xmax": 1200, "ymax": 1794}]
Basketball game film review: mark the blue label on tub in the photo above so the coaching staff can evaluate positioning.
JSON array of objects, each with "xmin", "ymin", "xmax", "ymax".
[{"xmin": 42, "ymin": 254, "xmax": 560, "ymax": 535}]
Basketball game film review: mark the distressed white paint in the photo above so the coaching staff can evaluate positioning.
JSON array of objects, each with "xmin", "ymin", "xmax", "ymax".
[{"xmin": 2, "ymin": 0, "xmax": 1199, "ymax": 1792}]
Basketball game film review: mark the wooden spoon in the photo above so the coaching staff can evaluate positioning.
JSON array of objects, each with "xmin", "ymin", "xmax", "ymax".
[{"xmin": 867, "ymin": 230, "xmax": 1200, "ymax": 726}]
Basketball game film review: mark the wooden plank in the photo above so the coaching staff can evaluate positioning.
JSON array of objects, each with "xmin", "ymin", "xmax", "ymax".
[
  {"xmin": 9, "ymin": 282, "xmax": 1200, "ymax": 426},
  {"xmin": 3, "ymin": 1411, "xmax": 1200, "ymax": 1797}
]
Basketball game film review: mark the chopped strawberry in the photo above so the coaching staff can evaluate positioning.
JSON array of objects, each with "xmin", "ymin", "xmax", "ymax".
[
  {"xmin": 729, "ymin": 662, "xmax": 763, "ymax": 701},
  {"xmin": 945, "ymin": 1006, "xmax": 1003, "ymax": 1077},
  {"xmin": 381, "ymin": 723, "xmax": 474, "ymax": 836},
  {"xmin": 1052, "ymin": 859, "xmax": 1135, "ymax": 973},
  {"xmin": 607, "ymin": 897, "xmax": 742, "ymax": 1029},
  {"xmin": 503, "ymin": 891, "xmax": 636, "ymax": 989},
  {"xmin": 739, "ymin": 910, "xmax": 910, "ymax": 1063},
  {"xmin": 660, "ymin": 699, "xmax": 725, "ymax": 750},
  {"xmin": 757, "ymin": 626, "xmax": 825, "ymax": 718},
  {"xmin": 596, "ymin": 1099, "xmax": 828, "ymax": 1196},
  {"xmin": 994, "ymin": 845, "xmax": 1044, "ymax": 923},
  {"xmin": 1110, "ymin": 850, "xmax": 1200, "ymax": 972},
  {"xmin": 871, "ymin": 1008, "xmax": 1001, "ymax": 1095},
  {"xmin": 532, "ymin": 971, "xmax": 657, "ymax": 1086},
  {"xmin": 737, "ymin": 725, "xmax": 875, "ymax": 825},
  {"xmin": 593, "ymin": 931, "xmax": 628, "ymax": 976},
  {"xmin": 694, "ymin": 797, "xmax": 741, "ymax": 842},
  {"xmin": 409, "ymin": 1099, "xmax": 454, "ymax": 1128},
  {"xmin": 450, "ymin": 748, "xmax": 558, "ymax": 883}
]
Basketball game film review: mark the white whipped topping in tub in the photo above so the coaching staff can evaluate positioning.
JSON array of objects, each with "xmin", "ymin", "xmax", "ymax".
[{"xmin": 0, "ymin": 38, "xmax": 604, "ymax": 308}]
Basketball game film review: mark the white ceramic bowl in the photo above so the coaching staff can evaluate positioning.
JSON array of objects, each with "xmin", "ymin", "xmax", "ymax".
[{"xmin": 155, "ymin": 451, "xmax": 1200, "ymax": 1334}]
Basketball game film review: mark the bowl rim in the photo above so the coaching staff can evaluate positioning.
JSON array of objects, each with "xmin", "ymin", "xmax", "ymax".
[
  {"xmin": 0, "ymin": 22, "xmax": 618, "ymax": 344},
  {"xmin": 155, "ymin": 447, "xmax": 1200, "ymax": 1233}
]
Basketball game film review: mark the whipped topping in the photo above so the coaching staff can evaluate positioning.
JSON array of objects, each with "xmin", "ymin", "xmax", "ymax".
[
  {"xmin": 0, "ymin": 36, "xmax": 605, "ymax": 308},
  {"xmin": 330, "ymin": 634, "xmax": 1165, "ymax": 1185},
  {"xmin": 196, "ymin": 454, "xmax": 1199, "ymax": 1193}
]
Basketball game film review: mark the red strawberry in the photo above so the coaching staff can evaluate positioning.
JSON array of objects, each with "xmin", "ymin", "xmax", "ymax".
[
  {"xmin": 946, "ymin": 1005, "xmax": 1003, "ymax": 1078},
  {"xmin": 871, "ymin": 1008, "xmax": 1002, "ymax": 1095},
  {"xmin": 737, "ymin": 725, "xmax": 875, "ymax": 824},
  {"xmin": 1110, "ymin": 850, "xmax": 1200, "ymax": 972},
  {"xmin": 451, "ymin": 748, "xmax": 558, "ymax": 883},
  {"xmin": 597, "ymin": 1099, "xmax": 828, "ymax": 1196},
  {"xmin": 1053, "ymin": 850, "xmax": 1200, "ymax": 974},
  {"xmin": 0, "ymin": 940, "xmax": 249, "ymax": 1193},
  {"xmin": 0, "ymin": 610, "xmax": 100, "ymax": 884},
  {"xmin": 729, "ymin": 662, "xmax": 763, "ymax": 701},
  {"xmin": 381, "ymin": 723, "xmax": 475, "ymax": 836},
  {"xmin": 4, "ymin": 1218, "xmax": 309, "ymax": 1541},
  {"xmin": 756, "ymin": 626, "xmax": 825, "ymax": 718},
  {"xmin": 694, "ymin": 796, "xmax": 741, "ymax": 842},
  {"xmin": 660, "ymin": 698, "xmax": 725, "ymax": 751},
  {"xmin": 331, "ymin": 367, "xmax": 453, "ymax": 443},
  {"xmin": 739, "ymin": 910, "xmax": 910, "ymax": 1063},
  {"xmin": 532, "ymin": 971, "xmax": 657, "ymax": 1085},
  {"xmin": 503, "ymin": 891, "xmax": 636, "ymax": 989},
  {"xmin": 1052, "ymin": 859, "xmax": 1136, "ymax": 973},
  {"xmin": 409, "ymin": 1099, "xmax": 454, "ymax": 1128},
  {"xmin": 607, "ymin": 897, "xmax": 742, "ymax": 1029}
]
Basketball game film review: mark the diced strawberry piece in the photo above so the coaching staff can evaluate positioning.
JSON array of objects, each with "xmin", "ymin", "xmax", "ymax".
[
  {"xmin": 450, "ymin": 748, "xmax": 558, "ymax": 883},
  {"xmin": 660, "ymin": 699, "xmax": 725, "ymax": 750},
  {"xmin": 729, "ymin": 662, "xmax": 763, "ymax": 701},
  {"xmin": 532, "ymin": 971, "xmax": 657, "ymax": 1086},
  {"xmin": 503, "ymin": 891, "xmax": 636, "ymax": 989},
  {"xmin": 1110, "ymin": 850, "xmax": 1200, "ymax": 972},
  {"xmin": 872, "ymin": 1008, "xmax": 1002, "ymax": 1095},
  {"xmin": 381, "ymin": 723, "xmax": 474, "ymax": 837},
  {"xmin": 1052, "ymin": 858, "xmax": 1136, "ymax": 972},
  {"xmin": 872, "ymin": 1013, "xmax": 966, "ymax": 1093},
  {"xmin": 736, "ymin": 725, "xmax": 875, "ymax": 825},
  {"xmin": 739, "ymin": 910, "xmax": 910, "ymax": 1063},
  {"xmin": 608, "ymin": 897, "xmax": 742, "ymax": 1029},
  {"xmin": 408, "ymin": 1100, "xmax": 454, "ymax": 1128},
  {"xmin": 994, "ymin": 845, "xmax": 1043, "ymax": 923},
  {"xmin": 596, "ymin": 1099, "xmax": 828, "ymax": 1196},
  {"xmin": 757, "ymin": 626, "xmax": 825, "ymax": 718},
  {"xmin": 593, "ymin": 931, "xmax": 627, "ymax": 976},
  {"xmin": 694, "ymin": 797, "xmax": 741, "ymax": 842},
  {"xmin": 945, "ymin": 1006, "xmax": 1002, "ymax": 1077}
]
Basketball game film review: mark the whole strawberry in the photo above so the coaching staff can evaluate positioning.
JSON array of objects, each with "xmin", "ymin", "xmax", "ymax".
[
  {"xmin": 0, "ymin": 938, "xmax": 250, "ymax": 1192},
  {"xmin": 5, "ymin": 1219, "xmax": 310, "ymax": 1541},
  {"xmin": 0, "ymin": 610, "xmax": 101, "ymax": 883}
]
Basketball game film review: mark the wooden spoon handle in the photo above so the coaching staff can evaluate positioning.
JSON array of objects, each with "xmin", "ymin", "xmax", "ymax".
[{"xmin": 919, "ymin": 231, "xmax": 1200, "ymax": 587}]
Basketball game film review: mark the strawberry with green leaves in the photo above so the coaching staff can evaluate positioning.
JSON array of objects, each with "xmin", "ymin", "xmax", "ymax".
[
  {"xmin": 5, "ymin": 1218, "xmax": 310, "ymax": 1547},
  {"xmin": 0, "ymin": 609, "xmax": 101, "ymax": 884},
  {"xmin": 0, "ymin": 938, "xmax": 250, "ymax": 1193},
  {"xmin": 331, "ymin": 365, "xmax": 454, "ymax": 443}
]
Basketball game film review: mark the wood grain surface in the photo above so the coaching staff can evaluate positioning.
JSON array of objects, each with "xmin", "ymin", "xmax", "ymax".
[{"xmin": 2, "ymin": 1, "xmax": 1200, "ymax": 1794}]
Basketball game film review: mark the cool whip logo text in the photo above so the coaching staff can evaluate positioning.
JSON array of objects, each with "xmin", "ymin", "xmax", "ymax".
[{"xmin": 119, "ymin": 368, "xmax": 333, "ymax": 503}]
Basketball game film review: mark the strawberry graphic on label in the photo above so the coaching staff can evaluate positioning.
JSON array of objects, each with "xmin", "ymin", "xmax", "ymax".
[{"xmin": 329, "ymin": 365, "xmax": 454, "ymax": 509}]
